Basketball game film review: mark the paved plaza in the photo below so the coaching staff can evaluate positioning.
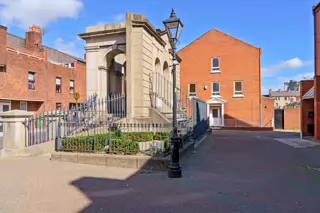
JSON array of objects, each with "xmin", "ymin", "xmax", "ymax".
[{"xmin": 0, "ymin": 131, "xmax": 320, "ymax": 213}]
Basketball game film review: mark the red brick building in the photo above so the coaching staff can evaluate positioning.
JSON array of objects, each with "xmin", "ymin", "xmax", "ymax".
[
  {"xmin": 299, "ymin": 3, "xmax": 320, "ymax": 141},
  {"xmin": 179, "ymin": 29, "xmax": 273, "ymax": 127},
  {"xmin": 0, "ymin": 25, "xmax": 86, "ymax": 113}
]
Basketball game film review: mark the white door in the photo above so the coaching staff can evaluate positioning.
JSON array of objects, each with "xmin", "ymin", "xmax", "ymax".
[
  {"xmin": 0, "ymin": 103, "xmax": 10, "ymax": 138},
  {"xmin": 210, "ymin": 108, "xmax": 221, "ymax": 126}
]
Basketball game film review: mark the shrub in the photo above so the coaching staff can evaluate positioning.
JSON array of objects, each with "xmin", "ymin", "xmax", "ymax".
[
  {"xmin": 108, "ymin": 139, "xmax": 140, "ymax": 154},
  {"xmin": 163, "ymin": 138, "xmax": 170, "ymax": 153},
  {"xmin": 154, "ymin": 132, "xmax": 171, "ymax": 140},
  {"xmin": 61, "ymin": 131, "xmax": 171, "ymax": 154}
]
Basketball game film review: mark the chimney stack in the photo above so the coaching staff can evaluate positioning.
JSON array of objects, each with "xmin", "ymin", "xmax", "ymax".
[
  {"xmin": 0, "ymin": 25, "xmax": 7, "ymax": 70},
  {"xmin": 26, "ymin": 25, "xmax": 42, "ymax": 51}
]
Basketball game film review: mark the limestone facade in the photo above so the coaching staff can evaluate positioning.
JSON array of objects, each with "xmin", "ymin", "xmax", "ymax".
[{"xmin": 79, "ymin": 12, "xmax": 181, "ymax": 120}]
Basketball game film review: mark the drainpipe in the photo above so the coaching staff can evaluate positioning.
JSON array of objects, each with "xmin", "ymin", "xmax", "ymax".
[{"xmin": 259, "ymin": 48, "xmax": 262, "ymax": 127}]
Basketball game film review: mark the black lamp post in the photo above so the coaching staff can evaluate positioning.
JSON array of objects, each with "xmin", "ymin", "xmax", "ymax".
[{"xmin": 163, "ymin": 9, "xmax": 184, "ymax": 178}]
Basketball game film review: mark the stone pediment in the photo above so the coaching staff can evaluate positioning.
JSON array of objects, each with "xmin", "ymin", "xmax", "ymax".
[{"xmin": 206, "ymin": 97, "xmax": 227, "ymax": 104}]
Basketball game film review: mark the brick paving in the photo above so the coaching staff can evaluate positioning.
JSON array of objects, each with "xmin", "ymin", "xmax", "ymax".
[{"xmin": 0, "ymin": 131, "xmax": 320, "ymax": 213}]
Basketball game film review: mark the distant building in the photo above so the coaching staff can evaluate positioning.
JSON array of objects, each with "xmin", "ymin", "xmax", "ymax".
[
  {"xmin": 284, "ymin": 80, "xmax": 300, "ymax": 92},
  {"xmin": 0, "ymin": 25, "xmax": 87, "ymax": 113},
  {"xmin": 268, "ymin": 89, "xmax": 300, "ymax": 109}
]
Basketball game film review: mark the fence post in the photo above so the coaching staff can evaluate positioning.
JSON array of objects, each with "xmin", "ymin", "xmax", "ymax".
[
  {"xmin": 93, "ymin": 98, "xmax": 97, "ymax": 153},
  {"xmin": 56, "ymin": 121, "xmax": 62, "ymax": 151}
]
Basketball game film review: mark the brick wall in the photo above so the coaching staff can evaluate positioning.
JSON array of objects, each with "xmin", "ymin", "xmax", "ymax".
[
  {"xmin": 301, "ymin": 100, "xmax": 314, "ymax": 136},
  {"xmin": 179, "ymin": 29, "xmax": 261, "ymax": 126},
  {"xmin": 284, "ymin": 107, "xmax": 300, "ymax": 130},
  {"xmin": 262, "ymin": 97, "xmax": 274, "ymax": 127},
  {"xmin": 300, "ymin": 80, "xmax": 315, "ymax": 136}
]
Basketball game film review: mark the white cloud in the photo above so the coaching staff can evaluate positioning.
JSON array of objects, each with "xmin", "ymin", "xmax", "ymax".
[
  {"xmin": 96, "ymin": 13, "xmax": 126, "ymax": 26},
  {"xmin": 54, "ymin": 37, "xmax": 84, "ymax": 58},
  {"xmin": 263, "ymin": 71, "xmax": 314, "ymax": 94},
  {"xmin": 0, "ymin": 0, "xmax": 83, "ymax": 29},
  {"xmin": 277, "ymin": 72, "xmax": 314, "ymax": 82},
  {"xmin": 263, "ymin": 57, "xmax": 312, "ymax": 77}
]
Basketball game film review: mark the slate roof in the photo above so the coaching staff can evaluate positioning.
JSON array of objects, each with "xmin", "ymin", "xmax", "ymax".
[
  {"xmin": 302, "ymin": 87, "xmax": 314, "ymax": 99},
  {"xmin": 270, "ymin": 91, "xmax": 300, "ymax": 97},
  {"xmin": 7, "ymin": 33, "xmax": 85, "ymax": 64}
]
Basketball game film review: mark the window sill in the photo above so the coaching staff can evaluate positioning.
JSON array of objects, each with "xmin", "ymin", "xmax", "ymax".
[
  {"xmin": 210, "ymin": 70, "xmax": 221, "ymax": 74},
  {"xmin": 211, "ymin": 95, "xmax": 221, "ymax": 98},
  {"xmin": 233, "ymin": 95, "xmax": 244, "ymax": 98}
]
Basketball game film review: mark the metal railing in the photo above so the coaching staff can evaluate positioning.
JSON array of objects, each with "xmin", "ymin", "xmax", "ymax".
[
  {"xmin": 149, "ymin": 72, "xmax": 191, "ymax": 132},
  {"xmin": 149, "ymin": 72, "xmax": 173, "ymax": 113},
  {"xmin": 25, "ymin": 93, "xmax": 126, "ymax": 147}
]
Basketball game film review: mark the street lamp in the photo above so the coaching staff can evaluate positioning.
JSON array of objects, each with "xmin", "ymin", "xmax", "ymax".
[{"xmin": 163, "ymin": 9, "xmax": 184, "ymax": 178}]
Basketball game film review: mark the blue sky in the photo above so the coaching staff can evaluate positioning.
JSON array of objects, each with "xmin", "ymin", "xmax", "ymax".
[{"xmin": 0, "ymin": 0, "xmax": 318, "ymax": 94}]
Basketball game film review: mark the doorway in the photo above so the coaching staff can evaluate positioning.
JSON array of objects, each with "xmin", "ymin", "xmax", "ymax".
[
  {"xmin": 274, "ymin": 109, "xmax": 284, "ymax": 129},
  {"xmin": 210, "ymin": 107, "xmax": 222, "ymax": 126},
  {"xmin": 0, "ymin": 102, "xmax": 10, "ymax": 150}
]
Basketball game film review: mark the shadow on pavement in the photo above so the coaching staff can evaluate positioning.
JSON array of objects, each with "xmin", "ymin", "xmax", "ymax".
[{"xmin": 70, "ymin": 131, "xmax": 320, "ymax": 213}]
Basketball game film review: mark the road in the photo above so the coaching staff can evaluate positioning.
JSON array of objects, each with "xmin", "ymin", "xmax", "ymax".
[{"xmin": 0, "ymin": 131, "xmax": 320, "ymax": 213}]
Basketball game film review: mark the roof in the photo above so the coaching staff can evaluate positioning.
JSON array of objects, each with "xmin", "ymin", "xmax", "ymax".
[
  {"xmin": 7, "ymin": 33, "xmax": 85, "ymax": 64},
  {"xmin": 178, "ymin": 28, "xmax": 259, "ymax": 53},
  {"xmin": 270, "ymin": 91, "xmax": 300, "ymax": 97},
  {"xmin": 302, "ymin": 87, "xmax": 314, "ymax": 99}
]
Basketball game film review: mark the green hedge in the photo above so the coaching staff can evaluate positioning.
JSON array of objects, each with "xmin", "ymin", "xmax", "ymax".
[{"xmin": 61, "ymin": 131, "xmax": 172, "ymax": 154}]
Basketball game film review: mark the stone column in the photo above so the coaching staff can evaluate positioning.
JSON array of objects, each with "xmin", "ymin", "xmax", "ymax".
[{"xmin": 0, "ymin": 110, "xmax": 33, "ymax": 151}]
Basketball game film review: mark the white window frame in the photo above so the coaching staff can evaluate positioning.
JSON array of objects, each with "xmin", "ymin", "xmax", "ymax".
[
  {"xmin": 188, "ymin": 83, "xmax": 197, "ymax": 97},
  {"xmin": 28, "ymin": 72, "xmax": 35, "ymax": 90},
  {"xmin": 70, "ymin": 80, "xmax": 75, "ymax": 94},
  {"xmin": 211, "ymin": 82, "xmax": 221, "ymax": 97},
  {"xmin": 56, "ymin": 77, "xmax": 62, "ymax": 93},
  {"xmin": 211, "ymin": 57, "xmax": 220, "ymax": 73},
  {"xmin": 0, "ymin": 101, "xmax": 11, "ymax": 112},
  {"xmin": 233, "ymin": 81, "xmax": 244, "ymax": 97},
  {"xmin": 20, "ymin": 101, "xmax": 28, "ymax": 111}
]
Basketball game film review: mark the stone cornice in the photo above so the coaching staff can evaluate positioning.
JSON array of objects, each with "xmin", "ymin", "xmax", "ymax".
[
  {"xmin": 79, "ymin": 29, "xmax": 126, "ymax": 40},
  {"xmin": 131, "ymin": 14, "xmax": 166, "ymax": 47}
]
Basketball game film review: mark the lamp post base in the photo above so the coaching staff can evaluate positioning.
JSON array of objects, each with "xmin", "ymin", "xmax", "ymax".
[
  {"xmin": 168, "ymin": 132, "xmax": 182, "ymax": 178},
  {"xmin": 168, "ymin": 163, "xmax": 182, "ymax": 178}
]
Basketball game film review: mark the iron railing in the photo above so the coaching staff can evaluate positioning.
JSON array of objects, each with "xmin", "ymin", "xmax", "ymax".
[
  {"xmin": 149, "ymin": 72, "xmax": 191, "ymax": 133},
  {"xmin": 25, "ymin": 93, "xmax": 126, "ymax": 147}
]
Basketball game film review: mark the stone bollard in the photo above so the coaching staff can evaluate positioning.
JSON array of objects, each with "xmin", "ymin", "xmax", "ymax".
[{"xmin": 0, "ymin": 110, "xmax": 33, "ymax": 152}]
